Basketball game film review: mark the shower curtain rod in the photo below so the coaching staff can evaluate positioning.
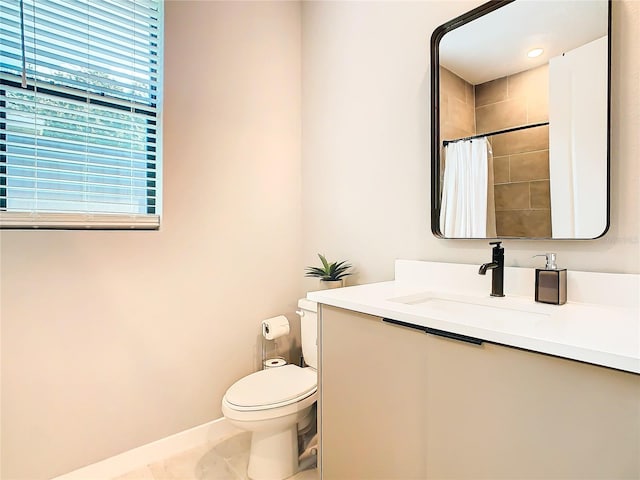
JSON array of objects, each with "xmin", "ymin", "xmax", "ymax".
[{"xmin": 442, "ymin": 121, "xmax": 549, "ymax": 146}]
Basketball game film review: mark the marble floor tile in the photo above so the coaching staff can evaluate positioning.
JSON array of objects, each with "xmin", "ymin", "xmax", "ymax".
[
  {"xmin": 149, "ymin": 444, "xmax": 211, "ymax": 479},
  {"xmin": 291, "ymin": 469, "xmax": 318, "ymax": 480},
  {"xmin": 113, "ymin": 431, "xmax": 317, "ymax": 480},
  {"xmin": 112, "ymin": 465, "xmax": 156, "ymax": 480},
  {"xmin": 196, "ymin": 432, "xmax": 251, "ymax": 480}
]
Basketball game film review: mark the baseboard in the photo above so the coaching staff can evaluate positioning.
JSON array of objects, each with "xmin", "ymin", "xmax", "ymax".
[{"xmin": 50, "ymin": 417, "xmax": 240, "ymax": 480}]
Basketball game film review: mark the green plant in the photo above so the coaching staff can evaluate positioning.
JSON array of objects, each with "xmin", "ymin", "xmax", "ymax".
[{"xmin": 305, "ymin": 254, "xmax": 353, "ymax": 281}]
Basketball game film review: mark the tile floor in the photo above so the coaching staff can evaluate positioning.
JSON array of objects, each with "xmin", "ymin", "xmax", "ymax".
[{"xmin": 113, "ymin": 431, "xmax": 318, "ymax": 480}]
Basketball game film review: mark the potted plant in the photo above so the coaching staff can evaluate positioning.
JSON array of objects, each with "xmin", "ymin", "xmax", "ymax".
[{"xmin": 305, "ymin": 254, "xmax": 353, "ymax": 289}]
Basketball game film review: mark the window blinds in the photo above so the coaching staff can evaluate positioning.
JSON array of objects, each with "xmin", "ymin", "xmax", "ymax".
[{"xmin": 0, "ymin": 0, "xmax": 162, "ymax": 229}]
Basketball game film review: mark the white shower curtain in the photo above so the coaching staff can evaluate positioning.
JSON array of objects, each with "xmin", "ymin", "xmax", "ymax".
[{"xmin": 440, "ymin": 137, "xmax": 496, "ymax": 238}]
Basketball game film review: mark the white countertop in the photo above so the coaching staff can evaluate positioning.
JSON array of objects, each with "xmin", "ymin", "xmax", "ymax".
[{"xmin": 308, "ymin": 260, "xmax": 640, "ymax": 374}]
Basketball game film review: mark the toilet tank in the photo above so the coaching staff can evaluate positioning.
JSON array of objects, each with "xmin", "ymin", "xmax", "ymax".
[{"xmin": 297, "ymin": 298, "xmax": 318, "ymax": 369}]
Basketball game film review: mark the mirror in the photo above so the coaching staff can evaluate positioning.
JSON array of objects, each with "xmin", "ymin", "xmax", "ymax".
[{"xmin": 431, "ymin": 0, "xmax": 610, "ymax": 239}]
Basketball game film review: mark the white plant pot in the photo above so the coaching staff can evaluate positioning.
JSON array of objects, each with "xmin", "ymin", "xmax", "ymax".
[{"xmin": 320, "ymin": 279, "xmax": 344, "ymax": 289}]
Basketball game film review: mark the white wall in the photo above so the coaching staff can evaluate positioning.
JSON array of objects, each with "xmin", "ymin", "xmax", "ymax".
[
  {"xmin": 301, "ymin": 0, "xmax": 639, "ymax": 287},
  {"xmin": 1, "ymin": 1, "xmax": 638, "ymax": 478},
  {"xmin": 0, "ymin": 2, "xmax": 302, "ymax": 479}
]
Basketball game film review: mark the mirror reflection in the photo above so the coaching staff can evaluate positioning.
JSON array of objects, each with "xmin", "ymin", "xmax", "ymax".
[{"xmin": 432, "ymin": 0, "xmax": 610, "ymax": 239}]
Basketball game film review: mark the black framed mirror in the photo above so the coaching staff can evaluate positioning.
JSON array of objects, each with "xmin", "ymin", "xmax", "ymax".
[{"xmin": 431, "ymin": 0, "xmax": 610, "ymax": 239}]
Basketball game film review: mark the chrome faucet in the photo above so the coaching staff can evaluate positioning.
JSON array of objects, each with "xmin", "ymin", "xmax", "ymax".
[{"xmin": 479, "ymin": 241, "xmax": 505, "ymax": 297}]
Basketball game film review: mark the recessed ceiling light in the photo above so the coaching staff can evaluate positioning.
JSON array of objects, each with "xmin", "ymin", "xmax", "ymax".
[{"xmin": 527, "ymin": 48, "xmax": 544, "ymax": 58}]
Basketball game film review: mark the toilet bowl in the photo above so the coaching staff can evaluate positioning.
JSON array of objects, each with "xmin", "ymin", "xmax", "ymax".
[
  {"xmin": 222, "ymin": 365, "xmax": 317, "ymax": 480},
  {"xmin": 222, "ymin": 299, "xmax": 318, "ymax": 480}
]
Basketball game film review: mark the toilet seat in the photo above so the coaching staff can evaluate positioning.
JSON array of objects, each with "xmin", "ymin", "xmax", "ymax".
[{"xmin": 224, "ymin": 365, "xmax": 317, "ymax": 411}]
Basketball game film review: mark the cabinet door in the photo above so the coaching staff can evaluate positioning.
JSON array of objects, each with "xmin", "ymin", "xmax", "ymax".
[
  {"xmin": 424, "ymin": 331, "xmax": 640, "ymax": 479},
  {"xmin": 320, "ymin": 305, "xmax": 640, "ymax": 479},
  {"xmin": 319, "ymin": 305, "xmax": 429, "ymax": 479}
]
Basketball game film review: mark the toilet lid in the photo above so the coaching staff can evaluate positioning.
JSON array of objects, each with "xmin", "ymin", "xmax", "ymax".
[{"xmin": 225, "ymin": 364, "xmax": 317, "ymax": 410}]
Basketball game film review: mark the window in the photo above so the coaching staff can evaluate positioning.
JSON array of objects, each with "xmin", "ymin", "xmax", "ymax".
[{"xmin": 0, "ymin": 0, "xmax": 162, "ymax": 229}]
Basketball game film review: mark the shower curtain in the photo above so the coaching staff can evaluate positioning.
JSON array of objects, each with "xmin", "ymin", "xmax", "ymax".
[{"xmin": 440, "ymin": 137, "xmax": 496, "ymax": 238}]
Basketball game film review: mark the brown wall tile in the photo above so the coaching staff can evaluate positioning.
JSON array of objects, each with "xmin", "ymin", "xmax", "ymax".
[
  {"xmin": 440, "ymin": 67, "xmax": 475, "ymax": 143},
  {"xmin": 465, "ymin": 81, "xmax": 475, "ymax": 106},
  {"xmin": 527, "ymin": 90, "xmax": 549, "ymax": 123},
  {"xmin": 440, "ymin": 66, "xmax": 468, "ymax": 103},
  {"xmin": 525, "ymin": 209, "xmax": 552, "ymax": 237},
  {"xmin": 530, "ymin": 180, "xmax": 551, "ymax": 208},
  {"xmin": 491, "ymin": 125, "xmax": 549, "ymax": 156},
  {"xmin": 448, "ymin": 97, "xmax": 475, "ymax": 134},
  {"xmin": 476, "ymin": 99, "xmax": 527, "ymax": 134},
  {"xmin": 441, "ymin": 125, "xmax": 473, "ymax": 143},
  {"xmin": 496, "ymin": 210, "xmax": 527, "ymax": 237},
  {"xmin": 508, "ymin": 64, "xmax": 548, "ymax": 100},
  {"xmin": 493, "ymin": 156, "xmax": 509, "ymax": 184},
  {"xmin": 495, "ymin": 182, "xmax": 530, "ymax": 210},
  {"xmin": 475, "ymin": 77, "xmax": 508, "ymax": 107},
  {"xmin": 510, "ymin": 150, "xmax": 549, "ymax": 182},
  {"xmin": 496, "ymin": 209, "xmax": 552, "ymax": 238}
]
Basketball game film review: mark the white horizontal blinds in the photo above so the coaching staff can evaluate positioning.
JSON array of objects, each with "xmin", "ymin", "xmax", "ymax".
[{"xmin": 0, "ymin": 0, "xmax": 162, "ymax": 229}]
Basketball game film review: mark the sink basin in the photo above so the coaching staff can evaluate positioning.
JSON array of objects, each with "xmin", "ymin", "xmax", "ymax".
[{"xmin": 388, "ymin": 291, "xmax": 551, "ymax": 324}]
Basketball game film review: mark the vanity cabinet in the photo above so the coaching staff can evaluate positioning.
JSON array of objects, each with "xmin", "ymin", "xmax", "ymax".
[{"xmin": 319, "ymin": 305, "xmax": 640, "ymax": 479}]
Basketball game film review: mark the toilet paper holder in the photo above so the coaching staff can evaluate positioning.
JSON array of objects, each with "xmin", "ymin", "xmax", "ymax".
[
  {"xmin": 261, "ymin": 315, "xmax": 289, "ymax": 370},
  {"xmin": 261, "ymin": 315, "xmax": 290, "ymax": 340},
  {"xmin": 261, "ymin": 337, "xmax": 286, "ymax": 370}
]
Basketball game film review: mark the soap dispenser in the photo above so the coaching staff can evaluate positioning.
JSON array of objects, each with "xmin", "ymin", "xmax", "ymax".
[{"xmin": 533, "ymin": 253, "xmax": 567, "ymax": 305}]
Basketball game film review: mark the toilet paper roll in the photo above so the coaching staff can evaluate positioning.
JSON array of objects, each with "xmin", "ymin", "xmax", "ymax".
[
  {"xmin": 263, "ymin": 358, "xmax": 287, "ymax": 369},
  {"xmin": 262, "ymin": 315, "xmax": 290, "ymax": 340}
]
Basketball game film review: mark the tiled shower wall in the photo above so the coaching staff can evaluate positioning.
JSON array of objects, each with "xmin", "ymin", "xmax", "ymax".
[
  {"xmin": 439, "ymin": 64, "xmax": 551, "ymax": 238},
  {"xmin": 439, "ymin": 66, "xmax": 475, "ymax": 143},
  {"xmin": 476, "ymin": 65, "xmax": 551, "ymax": 237}
]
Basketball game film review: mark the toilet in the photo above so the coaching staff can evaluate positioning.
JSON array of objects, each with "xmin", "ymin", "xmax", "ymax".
[{"xmin": 222, "ymin": 298, "xmax": 318, "ymax": 480}]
